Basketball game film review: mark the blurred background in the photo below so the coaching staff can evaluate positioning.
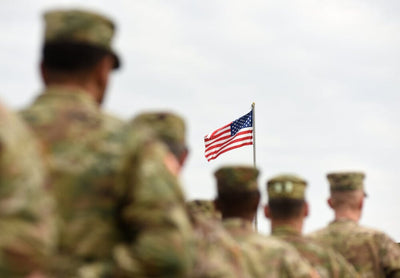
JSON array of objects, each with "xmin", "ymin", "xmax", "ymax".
[{"xmin": 1, "ymin": 0, "xmax": 399, "ymax": 239}]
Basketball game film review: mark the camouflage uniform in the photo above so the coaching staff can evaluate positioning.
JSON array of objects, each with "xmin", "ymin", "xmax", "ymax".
[
  {"xmin": 186, "ymin": 199, "xmax": 221, "ymax": 221},
  {"xmin": 130, "ymin": 114, "xmax": 248, "ymax": 278},
  {"xmin": 308, "ymin": 172, "xmax": 400, "ymax": 278},
  {"xmin": 215, "ymin": 166, "xmax": 316, "ymax": 278},
  {"xmin": 187, "ymin": 205, "xmax": 251, "ymax": 278},
  {"xmin": 266, "ymin": 175, "xmax": 358, "ymax": 278},
  {"xmin": 0, "ymin": 102, "xmax": 57, "ymax": 277},
  {"xmin": 21, "ymin": 10, "xmax": 194, "ymax": 278},
  {"xmin": 272, "ymin": 226, "xmax": 358, "ymax": 278},
  {"xmin": 223, "ymin": 218, "xmax": 317, "ymax": 278}
]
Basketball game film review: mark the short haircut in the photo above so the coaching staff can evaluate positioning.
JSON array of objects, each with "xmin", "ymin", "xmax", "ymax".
[
  {"xmin": 42, "ymin": 42, "xmax": 111, "ymax": 72},
  {"xmin": 216, "ymin": 191, "xmax": 260, "ymax": 218},
  {"xmin": 166, "ymin": 142, "xmax": 188, "ymax": 161},
  {"xmin": 330, "ymin": 189, "xmax": 364, "ymax": 210},
  {"xmin": 268, "ymin": 198, "xmax": 305, "ymax": 220}
]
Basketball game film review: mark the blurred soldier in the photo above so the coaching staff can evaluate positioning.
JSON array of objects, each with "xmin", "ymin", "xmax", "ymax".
[
  {"xmin": 214, "ymin": 166, "xmax": 319, "ymax": 278},
  {"xmin": 264, "ymin": 174, "xmax": 358, "ymax": 278},
  {"xmin": 21, "ymin": 10, "xmax": 193, "ymax": 277},
  {"xmin": 0, "ymin": 102, "xmax": 56, "ymax": 277},
  {"xmin": 186, "ymin": 199, "xmax": 251, "ymax": 278},
  {"xmin": 130, "ymin": 111, "xmax": 189, "ymax": 174},
  {"xmin": 131, "ymin": 112, "xmax": 251, "ymax": 278},
  {"xmin": 308, "ymin": 172, "xmax": 400, "ymax": 277}
]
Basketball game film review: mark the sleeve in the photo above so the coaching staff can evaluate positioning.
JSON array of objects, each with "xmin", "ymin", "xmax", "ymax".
[
  {"xmin": 280, "ymin": 245, "xmax": 317, "ymax": 278},
  {"xmin": 378, "ymin": 233, "xmax": 400, "ymax": 278},
  {"xmin": 118, "ymin": 127, "xmax": 195, "ymax": 278}
]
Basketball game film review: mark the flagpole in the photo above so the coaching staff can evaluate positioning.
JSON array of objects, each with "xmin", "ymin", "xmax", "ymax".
[{"xmin": 252, "ymin": 102, "xmax": 258, "ymax": 232}]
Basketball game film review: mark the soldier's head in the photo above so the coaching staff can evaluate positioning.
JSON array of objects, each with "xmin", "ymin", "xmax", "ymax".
[
  {"xmin": 213, "ymin": 166, "xmax": 260, "ymax": 221},
  {"xmin": 130, "ymin": 112, "xmax": 188, "ymax": 168},
  {"xmin": 326, "ymin": 171, "xmax": 366, "ymax": 219},
  {"xmin": 40, "ymin": 9, "xmax": 120, "ymax": 104},
  {"xmin": 264, "ymin": 174, "xmax": 309, "ymax": 224}
]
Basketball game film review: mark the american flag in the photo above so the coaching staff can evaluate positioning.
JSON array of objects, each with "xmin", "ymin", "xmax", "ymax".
[{"xmin": 204, "ymin": 109, "xmax": 253, "ymax": 161}]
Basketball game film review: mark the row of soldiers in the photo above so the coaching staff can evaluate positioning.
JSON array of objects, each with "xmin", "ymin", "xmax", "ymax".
[{"xmin": 0, "ymin": 7, "xmax": 399, "ymax": 278}]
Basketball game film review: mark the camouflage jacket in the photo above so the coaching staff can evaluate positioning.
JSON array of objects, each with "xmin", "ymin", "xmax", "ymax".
[
  {"xmin": 222, "ymin": 218, "xmax": 315, "ymax": 278},
  {"xmin": 308, "ymin": 219, "xmax": 400, "ymax": 278},
  {"xmin": 272, "ymin": 225, "xmax": 358, "ymax": 278},
  {"xmin": 186, "ymin": 215, "xmax": 251, "ymax": 278},
  {"xmin": 0, "ymin": 102, "xmax": 57, "ymax": 277},
  {"xmin": 21, "ymin": 87, "xmax": 194, "ymax": 278}
]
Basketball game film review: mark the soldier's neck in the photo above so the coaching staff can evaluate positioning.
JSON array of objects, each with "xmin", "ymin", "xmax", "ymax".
[
  {"xmin": 334, "ymin": 209, "xmax": 361, "ymax": 223},
  {"xmin": 270, "ymin": 218, "xmax": 303, "ymax": 234},
  {"xmin": 45, "ymin": 82, "xmax": 104, "ymax": 106}
]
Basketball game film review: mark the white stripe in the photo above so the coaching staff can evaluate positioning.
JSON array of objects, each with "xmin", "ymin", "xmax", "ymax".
[
  {"xmin": 205, "ymin": 126, "xmax": 252, "ymax": 148},
  {"xmin": 205, "ymin": 138, "xmax": 253, "ymax": 159},
  {"xmin": 205, "ymin": 125, "xmax": 230, "ymax": 141},
  {"xmin": 205, "ymin": 134, "xmax": 253, "ymax": 156}
]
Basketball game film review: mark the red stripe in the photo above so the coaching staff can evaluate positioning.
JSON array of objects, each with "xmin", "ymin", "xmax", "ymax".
[
  {"xmin": 205, "ymin": 130, "xmax": 253, "ymax": 152},
  {"xmin": 204, "ymin": 123, "xmax": 231, "ymax": 141},
  {"xmin": 205, "ymin": 135, "xmax": 253, "ymax": 156},
  {"xmin": 205, "ymin": 135, "xmax": 253, "ymax": 158},
  {"xmin": 206, "ymin": 141, "xmax": 253, "ymax": 161},
  {"xmin": 204, "ymin": 130, "xmax": 231, "ymax": 147}
]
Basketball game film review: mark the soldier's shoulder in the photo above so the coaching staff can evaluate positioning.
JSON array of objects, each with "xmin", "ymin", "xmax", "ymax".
[{"xmin": 307, "ymin": 226, "xmax": 330, "ymax": 238}]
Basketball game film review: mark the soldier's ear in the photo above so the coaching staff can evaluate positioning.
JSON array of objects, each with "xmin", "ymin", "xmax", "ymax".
[
  {"xmin": 304, "ymin": 202, "xmax": 309, "ymax": 217},
  {"xmin": 264, "ymin": 205, "xmax": 271, "ymax": 219},
  {"xmin": 358, "ymin": 196, "xmax": 364, "ymax": 210},
  {"xmin": 40, "ymin": 61, "xmax": 50, "ymax": 85},
  {"xmin": 178, "ymin": 148, "xmax": 189, "ymax": 168},
  {"xmin": 327, "ymin": 197, "xmax": 333, "ymax": 209}
]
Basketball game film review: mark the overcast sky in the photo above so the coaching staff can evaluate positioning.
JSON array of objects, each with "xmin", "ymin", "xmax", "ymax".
[{"xmin": 1, "ymin": 0, "xmax": 399, "ymax": 240}]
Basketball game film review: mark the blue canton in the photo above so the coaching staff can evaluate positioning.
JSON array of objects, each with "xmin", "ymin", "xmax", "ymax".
[{"xmin": 230, "ymin": 110, "xmax": 253, "ymax": 136}]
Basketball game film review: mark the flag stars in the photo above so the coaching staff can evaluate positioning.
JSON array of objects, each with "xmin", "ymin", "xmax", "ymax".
[{"xmin": 231, "ymin": 111, "xmax": 252, "ymax": 136}]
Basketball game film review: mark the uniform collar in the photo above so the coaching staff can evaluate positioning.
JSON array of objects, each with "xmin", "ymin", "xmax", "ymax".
[
  {"xmin": 36, "ymin": 85, "xmax": 99, "ymax": 110},
  {"xmin": 222, "ymin": 217, "xmax": 254, "ymax": 231},
  {"xmin": 330, "ymin": 218, "xmax": 358, "ymax": 225},
  {"xmin": 272, "ymin": 225, "xmax": 301, "ymax": 237}
]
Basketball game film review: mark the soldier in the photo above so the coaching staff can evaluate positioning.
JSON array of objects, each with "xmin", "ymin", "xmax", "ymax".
[
  {"xmin": 214, "ymin": 165, "xmax": 320, "ymax": 278},
  {"xmin": 130, "ymin": 112, "xmax": 251, "ymax": 278},
  {"xmin": 0, "ymin": 102, "xmax": 56, "ymax": 277},
  {"xmin": 308, "ymin": 171, "xmax": 400, "ymax": 277},
  {"xmin": 20, "ymin": 9, "xmax": 193, "ymax": 277},
  {"xmin": 186, "ymin": 199, "xmax": 252, "ymax": 278},
  {"xmin": 264, "ymin": 174, "xmax": 358, "ymax": 278},
  {"xmin": 130, "ymin": 111, "xmax": 189, "ymax": 175}
]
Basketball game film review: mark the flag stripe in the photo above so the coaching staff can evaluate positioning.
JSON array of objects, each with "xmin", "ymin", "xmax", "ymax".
[
  {"xmin": 204, "ymin": 123, "xmax": 231, "ymax": 140},
  {"xmin": 205, "ymin": 129, "xmax": 253, "ymax": 152},
  {"xmin": 205, "ymin": 136, "xmax": 253, "ymax": 159},
  {"xmin": 204, "ymin": 126, "xmax": 231, "ymax": 144},
  {"xmin": 205, "ymin": 134, "xmax": 253, "ymax": 156},
  {"xmin": 205, "ymin": 140, "xmax": 253, "ymax": 161}
]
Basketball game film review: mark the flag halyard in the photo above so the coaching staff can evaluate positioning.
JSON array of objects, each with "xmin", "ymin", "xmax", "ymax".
[{"xmin": 204, "ymin": 110, "xmax": 253, "ymax": 161}]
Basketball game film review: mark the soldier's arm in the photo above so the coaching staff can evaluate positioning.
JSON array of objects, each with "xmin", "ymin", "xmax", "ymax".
[
  {"xmin": 378, "ymin": 233, "xmax": 400, "ymax": 278},
  {"xmin": 118, "ymin": 128, "xmax": 194, "ymax": 277},
  {"xmin": 327, "ymin": 247, "xmax": 360, "ymax": 278},
  {"xmin": 281, "ymin": 245, "xmax": 320, "ymax": 278}
]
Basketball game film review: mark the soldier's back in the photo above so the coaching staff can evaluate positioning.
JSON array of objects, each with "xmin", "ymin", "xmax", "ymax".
[
  {"xmin": 309, "ymin": 219, "xmax": 400, "ymax": 278},
  {"xmin": 223, "ymin": 218, "xmax": 315, "ymax": 278},
  {"xmin": 273, "ymin": 226, "xmax": 358, "ymax": 278},
  {"xmin": 21, "ymin": 88, "xmax": 127, "ymax": 268},
  {"xmin": 187, "ymin": 215, "xmax": 250, "ymax": 278},
  {"xmin": 21, "ymin": 87, "xmax": 195, "ymax": 277},
  {"xmin": 0, "ymin": 101, "xmax": 56, "ymax": 277}
]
